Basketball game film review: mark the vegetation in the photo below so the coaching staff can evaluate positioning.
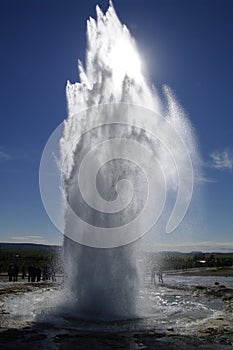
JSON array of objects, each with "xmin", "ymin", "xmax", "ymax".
[
  {"xmin": 147, "ymin": 251, "xmax": 233, "ymax": 274},
  {"xmin": 0, "ymin": 243, "xmax": 62, "ymax": 275},
  {"xmin": 1, "ymin": 243, "xmax": 233, "ymax": 277}
]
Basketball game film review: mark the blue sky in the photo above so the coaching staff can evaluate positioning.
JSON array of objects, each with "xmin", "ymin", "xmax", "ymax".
[{"xmin": 0, "ymin": 0, "xmax": 232, "ymax": 251}]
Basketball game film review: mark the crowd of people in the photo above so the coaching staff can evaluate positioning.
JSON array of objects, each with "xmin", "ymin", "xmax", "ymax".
[
  {"xmin": 7, "ymin": 264, "xmax": 56, "ymax": 282},
  {"xmin": 7, "ymin": 262, "xmax": 161, "ymax": 286}
]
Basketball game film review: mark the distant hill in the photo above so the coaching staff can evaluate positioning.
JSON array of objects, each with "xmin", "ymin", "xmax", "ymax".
[{"xmin": 0, "ymin": 242, "xmax": 61, "ymax": 251}]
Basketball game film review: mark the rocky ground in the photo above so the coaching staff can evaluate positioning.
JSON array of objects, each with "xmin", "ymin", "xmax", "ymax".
[{"xmin": 0, "ymin": 282, "xmax": 232, "ymax": 350}]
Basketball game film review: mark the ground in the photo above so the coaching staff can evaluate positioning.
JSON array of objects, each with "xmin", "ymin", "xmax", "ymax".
[{"xmin": 0, "ymin": 279, "xmax": 232, "ymax": 350}]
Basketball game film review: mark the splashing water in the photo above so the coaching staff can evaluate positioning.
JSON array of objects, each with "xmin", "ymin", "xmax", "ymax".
[{"xmin": 55, "ymin": 2, "xmax": 199, "ymax": 320}]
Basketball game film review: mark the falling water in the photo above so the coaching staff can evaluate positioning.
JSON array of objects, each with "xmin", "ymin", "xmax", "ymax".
[{"xmin": 59, "ymin": 2, "xmax": 199, "ymax": 320}]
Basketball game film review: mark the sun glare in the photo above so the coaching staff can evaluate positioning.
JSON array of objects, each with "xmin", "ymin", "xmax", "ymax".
[{"xmin": 110, "ymin": 40, "xmax": 142, "ymax": 85}]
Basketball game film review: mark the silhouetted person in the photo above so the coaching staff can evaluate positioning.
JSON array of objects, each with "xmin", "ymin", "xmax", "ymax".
[
  {"xmin": 43, "ymin": 266, "xmax": 49, "ymax": 281},
  {"xmin": 8, "ymin": 265, "xmax": 14, "ymax": 282},
  {"xmin": 31, "ymin": 266, "xmax": 37, "ymax": 282},
  {"xmin": 151, "ymin": 266, "xmax": 157, "ymax": 287},
  {"xmin": 151, "ymin": 266, "xmax": 164, "ymax": 286},
  {"xmin": 28, "ymin": 265, "xmax": 33, "ymax": 282},
  {"xmin": 36, "ymin": 267, "xmax": 41, "ymax": 282},
  {"xmin": 51, "ymin": 268, "xmax": 56, "ymax": 282},
  {"xmin": 28, "ymin": 265, "xmax": 37, "ymax": 282},
  {"xmin": 13, "ymin": 263, "xmax": 19, "ymax": 282},
  {"xmin": 157, "ymin": 269, "xmax": 164, "ymax": 284}
]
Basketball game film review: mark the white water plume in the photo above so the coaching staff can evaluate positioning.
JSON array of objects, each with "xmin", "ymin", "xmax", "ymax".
[{"xmin": 40, "ymin": 2, "xmax": 200, "ymax": 320}]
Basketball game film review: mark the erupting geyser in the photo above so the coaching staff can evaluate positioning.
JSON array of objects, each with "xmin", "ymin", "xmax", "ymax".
[{"xmin": 40, "ymin": 2, "xmax": 199, "ymax": 320}]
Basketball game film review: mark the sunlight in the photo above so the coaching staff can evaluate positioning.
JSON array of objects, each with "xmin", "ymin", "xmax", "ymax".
[{"xmin": 110, "ymin": 40, "xmax": 142, "ymax": 85}]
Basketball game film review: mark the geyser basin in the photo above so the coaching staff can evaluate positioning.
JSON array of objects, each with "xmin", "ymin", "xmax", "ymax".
[
  {"xmin": 2, "ymin": 280, "xmax": 224, "ymax": 332},
  {"xmin": 2, "ymin": 280, "xmax": 232, "ymax": 350},
  {"xmin": 39, "ymin": 2, "xmax": 199, "ymax": 321}
]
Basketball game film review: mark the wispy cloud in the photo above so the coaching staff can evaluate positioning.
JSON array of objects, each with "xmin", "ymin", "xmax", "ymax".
[
  {"xmin": 10, "ymin": 235, "xmax": 46, "ymax": 243},
  {"xmin": 209, "ymin": 149, "xmax": 233, "ymax": 171},
  {"xmin": 0, "ymin": 146, "xmax": 31, "ymax": 164},
  {"xmin": 0, "ymin": 148, "xmax": 12, "ymax": 161},
  {"xmin": 195, "ymin": 175, "xmax": 217, "ymax": 184},
  {"xmin": 26, "ymin": 235, "xmax": 44, "ymax": 239}
]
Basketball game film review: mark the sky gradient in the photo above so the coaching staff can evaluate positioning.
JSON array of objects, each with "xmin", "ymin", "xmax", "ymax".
[{"xmin": 0, "ymin": 0, "xmax": 232, "ymax": 251}]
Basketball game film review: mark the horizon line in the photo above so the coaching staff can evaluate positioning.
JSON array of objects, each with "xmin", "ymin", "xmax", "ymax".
[{"xmin": 1, "ymin": 241, "xmax": 233, "ymax": 254}]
